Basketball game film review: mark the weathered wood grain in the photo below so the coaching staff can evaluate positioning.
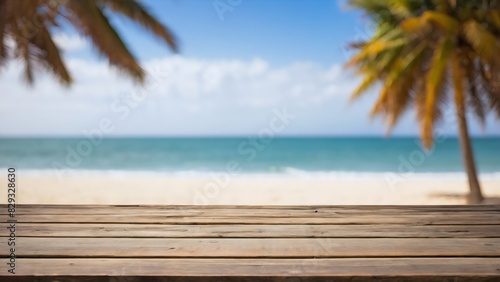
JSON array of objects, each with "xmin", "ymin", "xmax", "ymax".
[
  {"xmin": 1, "ymin": 258, "xmax": 500, "ymax": 277},
  {"xmin": 9, "ymin": 209, "xmax": 500, "ymax": 220},
  {"xmin": 6, "ymin": 223, "xmax": 500, "ymax": 238},
  {"xmin": 7, "ymin": 204, "xmax": 500, "ymax": 215},
  {"xmin": 1, "ymin": 204, "xmax": 499, "ymax": 281},
  {"xmin": 2, "ymin": 237, "xmax": 499, "ymax": 258},
  {"xmin": 6, "ymin": 204, "xmax": 500, "ymax": 211},
  {"xmin": 2, "ymin": 213, "xmax": 499, "ymax": 224}
]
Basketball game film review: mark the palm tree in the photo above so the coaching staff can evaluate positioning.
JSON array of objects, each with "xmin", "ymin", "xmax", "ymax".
[
  {"xmin": 347, "ymin": 0, "xmax": 500, "ymax": 204},
  {"xmin": 0, "ymin": 0, "xmax": 177, "ymax": 86}
]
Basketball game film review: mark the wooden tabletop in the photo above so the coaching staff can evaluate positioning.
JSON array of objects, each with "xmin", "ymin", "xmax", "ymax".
[{"xmin": 1, "ymin": 204, "xmax": 500, "ymax": 281}]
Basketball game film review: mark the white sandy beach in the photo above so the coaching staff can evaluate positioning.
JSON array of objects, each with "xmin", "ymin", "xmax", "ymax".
[{"xmin": 1, "ymin": 175, "xmax": 499, "ymax": 205}]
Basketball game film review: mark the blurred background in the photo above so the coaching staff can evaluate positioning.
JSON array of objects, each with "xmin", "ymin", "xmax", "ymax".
[{"xmin": 0, "ymin": 0, "xmax": 499, "ymax": 205}]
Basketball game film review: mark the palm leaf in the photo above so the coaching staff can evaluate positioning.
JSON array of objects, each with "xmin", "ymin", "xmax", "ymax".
[
  {"xmin": 463, "ymin": 20, "xmax": 500, "ymax": 63},
  {"xmin": 488, "ymin": 10, "xmax": 500, "ymax": 30},
  {"xmin": 385, "ymin": 45, "xmax": 428, "ymax": 128},
  {"xmin": 464, "ymin": 59, "xmax": 486, "ymax": 126},
  {"xmin": 348, "ymin": 0, "xmax": 500, "ymax": 153},
  {"xmin": 400, "ymin": 17, "xmax": 430, "ymax": 33},
  {"xmin": 370, "ymin": 87, "xmax": 390, "ymax": 117},
  {"xmin": 401, "ymin": 11, "xmax": 460, "ymax": 35},
  {"xmin": 1, "ymin": 0, "xmax": 179, "ymax": 86},
  {"xmin": 386, "ymin": 74, "xmax": 415, "ymax": 129},
  {"xmin": 102, "ymin": 0, "xmax": 178, "ymax": 51},
  {"xmin": 20, "ymin": 40, "xmax": 35, "ymax": 85},
  {"xmin": 422, "ymin": 36, "xmax": 453, "ymax": 148},
  {"xmin": 0, "ymin": 1, "xmax": 7, "ymax": 66},
  {"xmin": 479, "ymin": 63, "xmax": 500, "ymax": 118},
  {"xmin": 66, "ymin": 0, "xmax": 145, "ymax": 83},
  {"xmin": 384, "ymin": 41, "xmax": 427, "ymax": 87},
  {"xmin": 450, "ymin": 49, "xmax": 471, "ymax": 133},
  {"xmin": 8, "ymin": 1, "xmax": 39, "ymax": 85},
  {"xmin": 30, "ymin": 24, "xmax": 72, "ymax": 86},
  {"xmin": 350, "ymin": 72, "xmax": 379, "ymax": 101}
]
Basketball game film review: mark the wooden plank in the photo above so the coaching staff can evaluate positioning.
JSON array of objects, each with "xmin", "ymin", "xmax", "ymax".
[
  {"xmin": 7, "ymin": 204, "xmax": 500, "ymax": 211},
  {"xmin": 8, "ymin": 204, "xmax": 500, "ymax": 215},
  {"xmin": 10, "ymin": 204, "xmax": 500, "ymax": 211},
  {"xmin": 8, "ymin": 223, "xmax": 500, "ymax": 238},
  {"xmin": 2, "ymin": 213, "xmax": 499, "ymax": 225},
  {"xmin": 9, "ymin": 208, "xmax": 500, "ymax": 218},
  {"xmin": 1, "ymin": 205, "xmax": 498, "ymax": 281},
  {"xmin": 2, "ymin": 238, "xmax": 499, "ymax": 258},
  {"xmin": 1, "ymin": 258, "xmax": 500, "ymax": 278}
]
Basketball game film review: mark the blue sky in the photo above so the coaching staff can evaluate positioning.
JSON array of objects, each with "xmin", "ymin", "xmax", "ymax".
[
  {"xmin": 0, "ymin": 0, "xmax": 498, "ymax": 137},
  {"xmin": 122, "ymin": 0, "xmax": 358, "ymax": 65}
]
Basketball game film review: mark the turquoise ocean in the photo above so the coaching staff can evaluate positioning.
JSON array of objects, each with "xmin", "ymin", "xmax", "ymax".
[{"xmin": 0, "ymin": 137, "xmax": 499, "ymax": 179}]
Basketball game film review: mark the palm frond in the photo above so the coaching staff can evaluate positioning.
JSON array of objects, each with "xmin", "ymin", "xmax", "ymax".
[
  {"xmin": 348, "ymin": 0, "xmax": 500, "ymax": 150},
  {"xmin": 20, "ymin": 41, "xmax": 35, "ymax": 85},
  {"xmin": 30, "ymin": 24, "xmax": 72, "ymax": 86},
  {"xmin": 102, "ymin": 0, "xmax": 178, "ymax": 51},
  {"xmin": 370, "ymin": 87, "xmax": 390, "ymax": 117},
  {"xmin": 0, "ymin": 1, "xmax": 7, "ymax": 67},
  {"xmin": 450, "ymin": 50, "xmax": 465, "ymax": 108},
  {"xmin": 463, "ymin": 20, "xmax": 500, "ymax": 63},
  {"xmin": 422, "ymin": 36, "xmax": 453, "ymax": 148},
  {"xmin": 384, "ymin": 41, "xmax": 427, "ymax": 87},
  {"xmin": 66, "ymin": 0, "xmax": 145, "ymax": 83},
  {"xmin": 464, "ymin": 58, "xmax": 486, "ymax": 126},
  {"xmin": 8, "ymin": 0, "xmax": 40, "ymax": 85},
  {"xmin": 350, "ymin": 72, "xmax": 379, "ymax": 101},
  {"xmin": 386, "ymin": 74, "xmax": 415, "ymax": 129},
  {"xmin": 400, "ymin": 17, "xmax": 431, "ymax": 33},
  {"xmin": 488, "ymin": 10, "xmax": 500, "ymax": 30},
  {"xmin": 479, "ymin": 63, "xmax": 500, "ymax": 118},
  {"xmin": 0, "ymin": 0, "xmax": 178, "ymax": 86}
]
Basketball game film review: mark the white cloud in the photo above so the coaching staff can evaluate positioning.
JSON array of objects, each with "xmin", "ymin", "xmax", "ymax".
[
  {"xmin": 53, "ymin": 34, "xmax": 87, "ymax": 52},
  {"xmin": 0, "ymin": 55, "xmax": 498, "ymax": 136},
  {"xmin": 138, "ymin": 56, "xmax": 348, "ymax": 105}
]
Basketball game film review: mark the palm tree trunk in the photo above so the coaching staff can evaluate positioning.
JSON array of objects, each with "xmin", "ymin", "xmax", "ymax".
[{"xmin": 456, "ymin": 109, "xmax": 483, "ymax": 204}]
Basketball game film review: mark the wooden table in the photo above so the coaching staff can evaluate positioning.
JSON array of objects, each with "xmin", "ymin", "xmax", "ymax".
[{"xmin": 1, "ymin": 204, "xmax": 500, "ymax": 281}]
